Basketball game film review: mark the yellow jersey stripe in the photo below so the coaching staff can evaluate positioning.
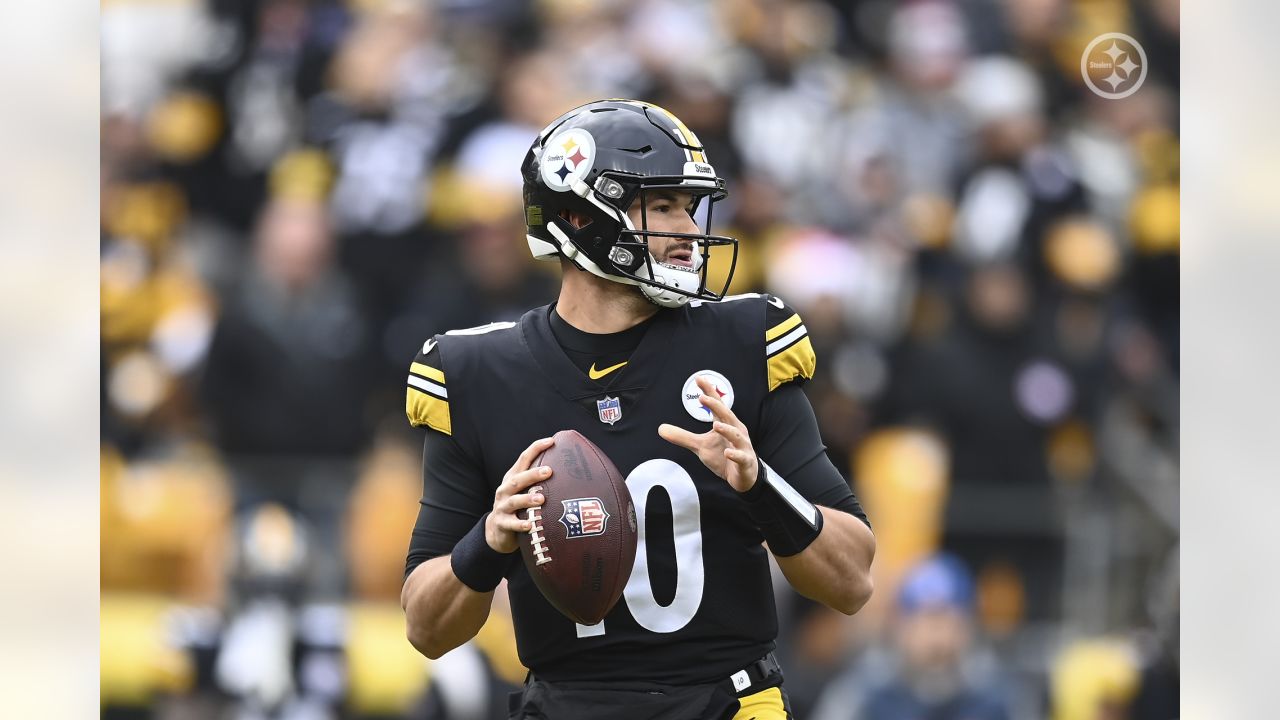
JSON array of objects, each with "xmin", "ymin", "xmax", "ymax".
[
  {"xmin": 766, "ymin": 324, "xmax": 808, "ymax": 357},
  {"xmin": 768, "ymin": 336, "xmax": 817, "ymax": 392},
  {"xmin": 410, "ymin": 362, "xmax": 445, "ymax": 384},
  {"xmin": 733, "ymin": 686, "xmax": 787, "ymax": 719},
  {"xmin": 408, "ymin": 375, "xmax": 447, "ymax": 400},
  {"xmin": 406, "ymin": 387, "xmax": 451, "ymax": 435},
  {"xmin": 765, "ymin": 313, "xmax": 803, "ymax": 342}
]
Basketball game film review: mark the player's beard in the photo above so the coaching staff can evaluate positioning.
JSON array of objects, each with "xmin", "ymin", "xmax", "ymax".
[{"xmin": 650, "ymin": 237, "xmax": 696, "ymax": 270}]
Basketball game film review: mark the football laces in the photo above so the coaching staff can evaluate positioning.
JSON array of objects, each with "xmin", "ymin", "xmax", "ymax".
[{"xmin": 526, "ymin": 496, "xmax": 551, "ymax": 566}]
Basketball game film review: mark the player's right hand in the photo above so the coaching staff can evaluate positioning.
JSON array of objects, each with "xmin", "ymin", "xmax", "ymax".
[{"xmin": 485, "ymin": 437, "xmax": 555, "ymax": 553}]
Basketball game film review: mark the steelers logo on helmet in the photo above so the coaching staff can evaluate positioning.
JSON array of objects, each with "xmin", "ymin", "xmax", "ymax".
[{"xmin": 540, "ymin": 128, "xmax": 597, "ymax": 192}]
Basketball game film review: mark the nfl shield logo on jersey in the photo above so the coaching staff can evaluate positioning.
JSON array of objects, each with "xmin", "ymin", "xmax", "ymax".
[
  {"xmin": 560, "ymin": 498, "xmax": 610, "ymax": 538},
  {"xmin": 597, "ymin": 396, "xmax": 622, "ymax": 425}
]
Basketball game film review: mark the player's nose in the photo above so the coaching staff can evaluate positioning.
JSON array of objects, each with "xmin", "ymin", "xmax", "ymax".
[{"xmin": 674, "ymin": 211, "xmax": 699, "ymax": 235}]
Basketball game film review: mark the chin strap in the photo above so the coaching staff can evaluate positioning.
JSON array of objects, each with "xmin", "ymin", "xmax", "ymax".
[
  {"xmin": 637, "ymin": 262, "xmax": 699, "ymax": 308},
  {"xmin": 635, "ymin": 241, "xmax": 704, "ymax": 308}
]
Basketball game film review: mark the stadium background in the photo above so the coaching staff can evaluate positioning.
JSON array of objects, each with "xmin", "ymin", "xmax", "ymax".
[{"xmin": 99, "ymin": 0, "xmax": 1179, "ymax": 718}]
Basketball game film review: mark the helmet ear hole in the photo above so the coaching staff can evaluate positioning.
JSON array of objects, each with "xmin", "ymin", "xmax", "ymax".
[{"xmin": 559, "ymin": 209, "xmax": 592, "ymax": 230}]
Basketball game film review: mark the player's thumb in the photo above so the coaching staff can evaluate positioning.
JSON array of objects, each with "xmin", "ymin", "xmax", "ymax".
[{"xmin": 658, "ymin": 423, "xmax": 701, "ymax": 451}]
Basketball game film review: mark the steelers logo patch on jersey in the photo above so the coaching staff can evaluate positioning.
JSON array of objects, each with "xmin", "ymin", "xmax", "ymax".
[
  {"xmin": 681, "ymin": 369, "xmax": 735, "ymax": 422},
  {"xmin": 540, "ymin": 128, "xmax": 596, "ymax": 192}
]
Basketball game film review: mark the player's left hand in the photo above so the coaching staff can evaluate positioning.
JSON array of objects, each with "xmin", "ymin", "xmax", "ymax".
[{"xmin": 659, "ymin": 376, "xmax": 758, "ymax": 492}]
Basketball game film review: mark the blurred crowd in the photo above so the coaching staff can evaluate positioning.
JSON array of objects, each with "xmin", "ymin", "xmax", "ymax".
[{"xmin": 100, "ymin": 0, "xmax": 1179, "ymax": 718}]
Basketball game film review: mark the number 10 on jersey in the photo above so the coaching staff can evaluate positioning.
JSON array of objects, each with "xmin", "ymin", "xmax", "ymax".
[{"xmin": 576, "ymin": 459, "xmax": 705, "ymax": 637}]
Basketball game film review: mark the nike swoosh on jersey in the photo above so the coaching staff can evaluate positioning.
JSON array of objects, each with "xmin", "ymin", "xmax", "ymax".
[{"xmin": 588, "ymin": 361, "xmax": 628, "ymax": 380}]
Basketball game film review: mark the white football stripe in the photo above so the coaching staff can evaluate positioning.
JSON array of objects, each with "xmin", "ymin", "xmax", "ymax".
[
  {"xmin": 765, "ymin": 325, "xmax": 808, "ymax": 356},
  {"xmin": 407, "ymin": 375, "xmax": 447, "ymax": 399}
]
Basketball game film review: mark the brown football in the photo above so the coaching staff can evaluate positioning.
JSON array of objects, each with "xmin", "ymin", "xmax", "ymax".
[{"xmin": 516, "ymin": 429, "xmax": 637, "ymax": 626}]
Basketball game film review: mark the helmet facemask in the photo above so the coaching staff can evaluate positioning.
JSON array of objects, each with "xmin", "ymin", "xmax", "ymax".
[
  {"xmin": 523, "ymin": 100, "xmax": 740, "ymax": 307},
  {"xmin": 581, "ymin": 172, "xmax": 738, "ymax": 308}
]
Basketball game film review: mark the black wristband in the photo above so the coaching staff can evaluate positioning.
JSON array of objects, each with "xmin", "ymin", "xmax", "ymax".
[
  {"xmin": 450, "ymin": 514, "xmax": 512, "ymax": 593},
  {"xmin": 740, "ymin": 459, "xmax": 824, "ymax": 557}
]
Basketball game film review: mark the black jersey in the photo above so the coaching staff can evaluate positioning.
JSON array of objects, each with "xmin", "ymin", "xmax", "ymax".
[{"xmin": 404, "ymin": 294, "xmax": 866, "ymax": 685}]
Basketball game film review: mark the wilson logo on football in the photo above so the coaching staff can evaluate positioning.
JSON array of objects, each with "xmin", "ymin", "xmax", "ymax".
[{"xmin": 560, "ymin": 498, "xmax": 610, "ymax": 538}]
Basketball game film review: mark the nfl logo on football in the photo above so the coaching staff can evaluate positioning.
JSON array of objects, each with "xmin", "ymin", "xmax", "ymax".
[
  {"xmin": 597, "ymin": 396, "xmax": 622, "ymax": 425},
  {"xmin": 560, "ymin": 498, "xmax": 610, "ymax": 538}
]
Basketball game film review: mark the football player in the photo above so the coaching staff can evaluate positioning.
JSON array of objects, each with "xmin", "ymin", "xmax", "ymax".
[{"xmin": 402, "ymin": 99, "xmax": 875, "ymax": 719}]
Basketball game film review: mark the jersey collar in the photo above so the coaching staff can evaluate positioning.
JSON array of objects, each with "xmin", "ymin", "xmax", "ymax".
[{"xmin": 521, "ymin": 303, "xmax": 680, "ymax": 402}]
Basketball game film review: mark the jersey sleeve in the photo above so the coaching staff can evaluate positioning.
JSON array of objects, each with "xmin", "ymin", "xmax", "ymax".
[
  {"xmin": 404, "ymin": 337, "xmax": 513, "ymax": 577},
  {"xmin": 405, "ymin": 427, "xmax": 515, "ymax": 579},
  {"xmin": 755, "ymin": 382, "xmax": 870, "ymax": 528},
  {"xmin": 405, "ymin": 338, "xmax": 451, "ymax": 435},
  {"xmin": 764, "ymin": 295, "xmax": 817, "ymax": 392}
]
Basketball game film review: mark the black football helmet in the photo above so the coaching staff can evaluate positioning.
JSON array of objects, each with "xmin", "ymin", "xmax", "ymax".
[{"xmin": 522, "ymin": 99, "xmax": 738, "ymax": 308}]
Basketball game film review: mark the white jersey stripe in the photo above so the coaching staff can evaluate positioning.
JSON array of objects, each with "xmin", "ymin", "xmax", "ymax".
[
  {"xmin": 407, "ymin": 375, "xmax": 448, "ymax": 399},
  {"xmin": 765, "ymin": 325, "xmax": 808, "ymax": 357}
]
